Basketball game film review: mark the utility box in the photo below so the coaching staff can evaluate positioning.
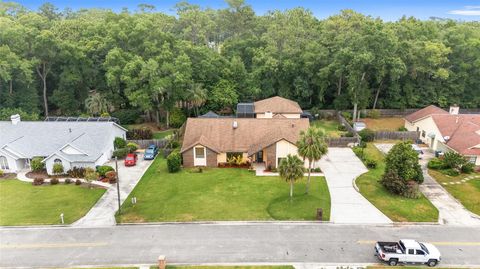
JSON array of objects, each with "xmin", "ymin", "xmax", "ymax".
[{"xmin": 316, "ymin": 208, "xmax": 323, "ymax": 221}]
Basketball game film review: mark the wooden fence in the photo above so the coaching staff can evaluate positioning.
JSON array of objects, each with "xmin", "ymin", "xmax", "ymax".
[
  {"xmin": 374, "ymin": 131, "xmax": 419, "ymax": 141},
  {"xmin": 128, "ymin": 139, "xmax": 168, "ymax": 149},
  {"xmin": 326, "ymin": 137, "xmax": 359, "ymax": 147}
]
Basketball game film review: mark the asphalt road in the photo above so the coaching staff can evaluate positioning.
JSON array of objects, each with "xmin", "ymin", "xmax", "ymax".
[{"xmin": 1, "ymin": 223, "xmax": 480, "ymax": 268}]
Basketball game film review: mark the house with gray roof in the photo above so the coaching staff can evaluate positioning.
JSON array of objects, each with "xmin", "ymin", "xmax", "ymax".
[{"xmin": 0, "ymin": 114, "xmax": 127, "ymax": 174}]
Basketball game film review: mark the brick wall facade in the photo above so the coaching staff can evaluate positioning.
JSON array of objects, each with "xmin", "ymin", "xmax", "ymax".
[
  {"xmin": 182, "ymin": 147, "xmax": 217, "ymax": 168},
  {"xmin": 264, "ymin": 143, "xmax": 277, "ymax": 169}
]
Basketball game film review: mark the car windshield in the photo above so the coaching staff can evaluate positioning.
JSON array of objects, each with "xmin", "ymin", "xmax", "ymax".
[
  {"xmin": 419, "ymin": 243, "xmax": 429, "ymax": 254},
  {"xmin": 146, "ymin": 149, "xmax": 154, "ymax": 154},
  {"xmin": 126, "ymin": 157, "xmax": 134, "ymax": 160}
]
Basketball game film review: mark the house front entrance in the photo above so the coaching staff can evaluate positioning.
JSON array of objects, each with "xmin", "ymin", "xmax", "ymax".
[{"xmin": 256, "ymin": 151, "xmax": 263, "ymax": 163}]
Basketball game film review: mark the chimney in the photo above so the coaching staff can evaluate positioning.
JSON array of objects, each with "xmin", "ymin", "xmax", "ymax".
[
  {"xmin": 10, "ymin": 114, "xmax": 20, "ymax": 125},
  {"xmin": 232, "ymin": 121, "xmax": 238, "ymax": 129},
  {"xmin": 449, "ymin": 104, "xmax": 459, "ymax": 115}
]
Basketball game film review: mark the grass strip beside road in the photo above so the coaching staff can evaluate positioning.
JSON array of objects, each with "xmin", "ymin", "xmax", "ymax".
[
  {"xmin": 355, "ymin": 144, "xmax": 438, "ymax": 222},
  {"xmin": 118, "ymin": 157, "xmax": 330, "ymax": 222}
]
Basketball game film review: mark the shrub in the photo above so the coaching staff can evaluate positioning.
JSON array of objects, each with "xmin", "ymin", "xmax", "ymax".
[
  {"xmin": 341, "ymin": 111, "xmax": 352, "ymax": 121},
  {"xmin": 114, "ymin": 137, "xmax": 127, "ymax": 150},
  {"xmin": 67, "ymin": 167, "xmax": 86, "ymax": 178},
  {"xmin": 442, "ymin": 169, "xmax": 460, "ymax": 177},
  {"xmin": 427, "ymin": 158, "xmax": 445, "ymax": 170},
  {"xmin": 64, "ymin": 178, "xmax": 72, "ymax": 184},
  {"xmin": 404, "ymin": 181, "xmax": 421, "ymax": 199},
  {"xmin": 381, "ymin": 170, "xmax": 406, "ymax": 195},
  {"xmin": 385, "ymin": 141, "xmax": 423, "ymax": 184},
  {"xmin": 358, "ymin": 128, "xmax": 375, "ymax": 142},
  {"xmin": 50, "ymin": 178, "xmax": 59, "ymax": 185},
  {"xmin": 167, "ymin": 150, "xmax": 182, "ymax": 173},
  {"xmin": 75, "ymin": 179, "xmax": 82, "ymax": 185},
  {"xmin": 367, "ymin": 109, "xmax": 381, "ymax": 119},
  {"xmin": 443, "ymin": 151, "xmax": 467, "ymax": 171},
  {"xmin": 96, "ymin": 165, "xmax": 114, "ymax": 177},
  {"xmin": 365, "ymin": 159, "xmax": 377, "ymax": 169},
  {"xmin": 100, "ymin": 112, "xmax": 110, "ymax": 117},
  {"xmin": 112, "ymin": 148, "xmax": 129, "ymax": 159},
  {"xmin": 337, "ymin": 125, "xmax": 347, "ymax": 131},
  {"xmin": 31, "ymin": 157, "xmax": 45, "ymax": 172},
  {"xmin": 85, "ymin": 168, "xmax": 99, "ymax": 182},
  {"xmin": 312, "ymin": 167, "xmax": 322, "ymax": 173},
  {"xmin": 52, "ymin": 163, "xmax": 64, "ymax": 175},
  {"xmin": 126, "ymin": 128, "xmax": 153, "ymax": 140},
  {"xmin": 127, "ymin": 142, "xmax": 138, "ymax": 153},
  {"xmin": 32, "ymin": 177, "xmax": 45, "ymax": 186},
  {"xmin": 111, "ymin": 109, "xmax": 142, "ymax": 125},
  {"xmin": 398, "ymin": 126, "xmax": 408, "ymax": 131},
  {"xmin": 169, "ymin": 107, "xmax": 187, "ymax": 128},
  {"xmin": 0, "ymin": 169, "xmax": 3, "ymax": 177},
  {"xmin": 105, "ymin": 170, "xmax": 117, "ymax": 184},
  {"xmin": 461, "ymin": 162, "xmax": 475, "ymax": 174},
  {"xmin": 343, "ymin": 132, "xmax": 354, "ymax": 137}
]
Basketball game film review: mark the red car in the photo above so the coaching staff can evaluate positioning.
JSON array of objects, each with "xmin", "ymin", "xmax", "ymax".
[{"xmin": 124, "ymin": 153, "xmax": 137, "ymax": 166}]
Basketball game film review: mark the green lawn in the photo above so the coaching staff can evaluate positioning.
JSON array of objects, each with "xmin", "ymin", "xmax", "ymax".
[
  {"xmin": 0, "ymin": 180, "xmax": 106, "ymax": 226},
  {"xmin": 429, "ymin": 169, "xmax": 480, "ymax": 216},
  {"xmin": 311, "ymin": 120, "xmax": 346, "ymax": 138},
  {"xmin": 153, "ymin": 129, "xmax": 175, "ymax": 139},
  {"xmin": 118, "ymin": 157, "xmax": 330, "ymax": 222},
  {"xmin": 355, "ymin": 144, "xmax": 439, "ymax": 222}
]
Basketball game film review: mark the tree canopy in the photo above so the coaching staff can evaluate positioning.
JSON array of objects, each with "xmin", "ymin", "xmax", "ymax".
[{"xmin": 1, "ymin": 1, "xmax": 479, "ymax": 124}]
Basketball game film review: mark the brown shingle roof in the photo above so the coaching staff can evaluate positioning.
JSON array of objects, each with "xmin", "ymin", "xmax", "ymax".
[
  {"xmin": 404, "ymin": 105, "xmax": 448, "ymax": 123},
  {"xmin": 180, "ymin": 118, "xmax": 309, "ymax": 155},
  {"xmin": 430, "ymin": 114, "xmax": 480, "ymax": 155},
  {"xmin": 254, "ymin": 96, "xmax": 303, "ymax": 114}
]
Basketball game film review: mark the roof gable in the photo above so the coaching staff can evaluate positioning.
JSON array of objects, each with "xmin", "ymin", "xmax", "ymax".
[
  {"xmin": 404, "ymin": 105, "xmax": 448, "ymax": 123},
  {"xmin": 254, "ymin": 96, "xmax": 302, "ymax": 114}
]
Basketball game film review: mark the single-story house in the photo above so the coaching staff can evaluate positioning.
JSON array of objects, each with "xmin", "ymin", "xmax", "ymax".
[
  {"xmin": 0, "ymin": 114, "xmax": 127, "ymax": 174},
  {"xmin": 404, "ymin": 105, "xmax": 480, "ymax": 166},
  {"xmin": 180, "ymin": 118, "xmax": 313, "ymax": 169}
]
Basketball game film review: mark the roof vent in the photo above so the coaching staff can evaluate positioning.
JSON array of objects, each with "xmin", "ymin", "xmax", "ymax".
[
  {"xmin": 233, "ymin": 121, "xmax": 238, "ymax": 129},
  {"xmin": 291, "ymin": 123, "xmax": 295, "ymax": 128},
  {"xmin": 10, "ymin": 114, "xmax": 20, "ymax": 125},
  {"xmin": 449, "ymin": 105, "xmax": 459, "ymax": 115},
  {"xmin": 444, "ymin": 136, "xmax": 450, "ymax": 141}
]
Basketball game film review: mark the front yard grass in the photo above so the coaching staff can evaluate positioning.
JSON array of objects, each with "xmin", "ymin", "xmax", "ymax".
[
  {"xmin": 0, "ymin": 179, "xmax": 105, "ymax": 226},
  {"xmin": 311, "ymin": 120, "xmax": 346, "ymax": 137},
  {"xmin": 165, "ymin": 266, "xmax": 294, "ymax": 269},
  {"xmin": 153, "ymin": 129, "xmax": 175, "ymax": 139},
  {"xmin": 118, "ymin": 157, "xmax": 330, "ymax": 222},
  {"xmin": 355, "ymin": 144, "xmax": 439, "ymax": 222},
  {"xmin": 363, "ymin": 117, "xmax": 405, "ymax": 131},
  {"xmin": 429, "ymin": 169, "xmax": 480, "ymax": 216}
]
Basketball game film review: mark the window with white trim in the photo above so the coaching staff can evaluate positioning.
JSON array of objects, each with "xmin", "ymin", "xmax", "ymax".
[
  {"xmin": 468, "ymin": 156, "xmax": 477, "ymax": 164},
  {"xmin": 54, "ymin": 158, "xmax": 63, "ymax": 165},
  {"xmin": 195, "ymin": 147, "xmax": 205, "ymax": 158},
  {"xmin": 0, "ymin": 156, "xmax": 9, "ymax": 170}
]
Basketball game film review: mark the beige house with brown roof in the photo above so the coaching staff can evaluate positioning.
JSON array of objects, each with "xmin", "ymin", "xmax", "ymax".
[
  {"xmin": 404, "ymin": 105, "xmax": 480, "ymax": 166},
  {"xmin": 253, "ymin": 96, "xmax": 303, "ymax": 118},
  {"xmin": 180, "ymin": 117, "xmax": 311, "ymax": 169}
]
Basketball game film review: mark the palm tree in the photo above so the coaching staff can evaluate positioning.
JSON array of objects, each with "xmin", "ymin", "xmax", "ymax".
[
  {"xmin": 188, "ymin": 83, "xmax": 207, "ymax": 116},
  {"xmin": 297, "ymin": 127, "xmax": 328, "ymax": 194},
  {"xmin": 278, "ymin": 154, "xmax": 305, "ymax": 201},
  {"xmin": 85, "ymin": 92, "xmax": 109, "ymax": 116}
]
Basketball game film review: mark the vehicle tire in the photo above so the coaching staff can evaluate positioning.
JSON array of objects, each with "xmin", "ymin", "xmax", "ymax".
[
  {"xmin": 389, "ymin": 259, "xmax": 398, "ymax": 266},
  {"xmin": 427, "ymin": 259, "xmax": 438, "ymax": 267}
]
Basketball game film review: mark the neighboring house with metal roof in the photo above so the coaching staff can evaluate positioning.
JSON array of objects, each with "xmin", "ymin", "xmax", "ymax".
[
  {"xmin": 180, "ymin": 117, "xmax": 312, "ymax": 169},
  {"xmin": 0, "ymin": 114, "xmax": 127, "ymax": 174},
  {"xmin": 404, "ymin": 105, "xmax": 480, "ymax": 166}
]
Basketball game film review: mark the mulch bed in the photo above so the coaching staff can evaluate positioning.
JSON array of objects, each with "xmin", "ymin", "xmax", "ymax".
[
  {"xmin": 25, "ymin": 170, "xmax": 49, "ymax": 179},
  {"xmin": 0, "ymin": 173, "xmax": 17, "ymax": 180}
]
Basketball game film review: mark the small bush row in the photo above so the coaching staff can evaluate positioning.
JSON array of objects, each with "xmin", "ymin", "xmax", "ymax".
[{"xmin": 427, "ymin": 152, "xmax": 475, "ymax": 175}]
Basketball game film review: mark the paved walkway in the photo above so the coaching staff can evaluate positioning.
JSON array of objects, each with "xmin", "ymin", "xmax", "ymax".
[
  {"xmin": 73, "ymin": 153, "xmax": 154, "ymax": 227},
  {"xmin": 319, "ymin": 148, "xmax": 392, "ymax": 224},
  {"xmin": 375, "ymin": 143, "xmax": 480, "ymax": 226}
]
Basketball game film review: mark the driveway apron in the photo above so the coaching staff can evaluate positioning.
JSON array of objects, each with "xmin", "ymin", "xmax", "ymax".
[
  {"xmin": 73, "ymin": 153, "xmax": 154, "ymax": 227},
  {"xmin": 319, "ymin": 148, "xmax": 392, "ymax": 224}
]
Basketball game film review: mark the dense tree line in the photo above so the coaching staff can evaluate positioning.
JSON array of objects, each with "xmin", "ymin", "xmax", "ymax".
[{"xmin": 1, "ymin": 1, "xmax": 479, "ymax": 125}]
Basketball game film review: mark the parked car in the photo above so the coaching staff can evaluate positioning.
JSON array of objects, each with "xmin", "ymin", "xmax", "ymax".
[
  {"xmin": 412, "ymin": 144, "xmax": 424, "ymax": 159},
  {"xmin": 144, "ymin": 144, "xmax": 159, "ymax": 160},
  {"xmin": 124, "ymin": 153, "xmax": 137, "ymax": 166},
  {"xmin": 353, "ymin": 121, "xmax": 366, "ymax": 132},
  {"xmin": 375, "ymin": 239, "xmax": 441, "ymax": 267}
]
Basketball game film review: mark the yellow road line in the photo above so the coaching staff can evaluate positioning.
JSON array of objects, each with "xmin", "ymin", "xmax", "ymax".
[
  {"xmin": 357, "ymin": 240, "xmax": 480, "ymax": 246},
  {"xmin": 0, "ymin": 242, "xmax": 108, "ymax": 249}
]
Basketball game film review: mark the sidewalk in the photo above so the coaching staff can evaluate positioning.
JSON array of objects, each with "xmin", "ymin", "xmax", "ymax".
[{"xmin": 73, "ymin": 154, "xmax": 154, "ymax": 227}]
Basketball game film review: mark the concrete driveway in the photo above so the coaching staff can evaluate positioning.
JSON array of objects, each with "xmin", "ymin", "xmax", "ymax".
[
  {"xmin": 319, "ymin": 148, "xmax": 392, "ymax": 224},
  {"xmin": 73, "ymin": 153, "xmax": 154, "ymax": 227},
  {"xmin": 375, "ymin": 143, "xmax": 480, "ymax": 226}
]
